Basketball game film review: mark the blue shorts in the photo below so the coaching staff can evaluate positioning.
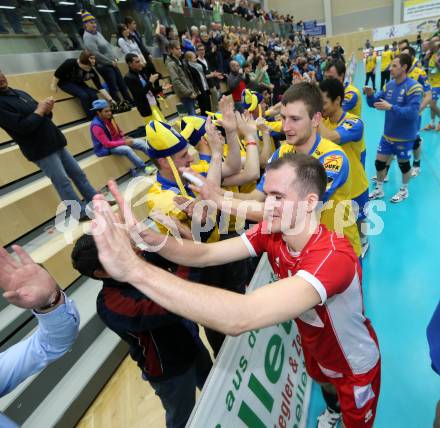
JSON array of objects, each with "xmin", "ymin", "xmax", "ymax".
[
  {"xmin": 432, "ymin": 87, "xmax": 440, "ymax": 101},
  {"xmin": 353, "ymin": 190, "xmax": 369, "ymax": 221},
  {"xmin": 377, "ymin": 136, "xmax": 414, "ymax": 161}
]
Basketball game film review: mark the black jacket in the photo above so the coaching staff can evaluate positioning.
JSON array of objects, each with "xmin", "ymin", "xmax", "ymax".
[
  {"xmin": 96, "ymin": 251, "xmax": 207, "ymax": 382},
  {"xmin": 124, "ymin": 68, "xmax": 161, "ymax": 117},
  {"xmin": 54, "ymin": 58, "xmax": 102, "ymax": 89},
  {"xmin": 0, "ymin": 88, "xmax": 66, "ymax": 161}
]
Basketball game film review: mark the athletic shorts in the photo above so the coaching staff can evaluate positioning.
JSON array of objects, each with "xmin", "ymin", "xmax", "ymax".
[
  {"xmin": 432, "ymin": 87, "xmax": 440, "ymax": 101},
  {"xmin": 353, "ymin": 190, "xmax": 369, "ymax": 221},
  {"xmin": 303, "ymin": 350, "xmax": 381, "ymax": 428},
  {"xmin": 377, "ymin": 136, "xmax": 414, "ymax": 161}
]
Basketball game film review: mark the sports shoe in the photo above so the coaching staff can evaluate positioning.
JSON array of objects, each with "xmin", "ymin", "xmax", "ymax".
[
  {"xmin": 410, "ymin": 166, "xmax": 421, "ymax": 177},
  {"xmin": 369, "ymin": 187, "xmax": 385, "ymax": 200},
  {"xmin": 317, "ymin": 407, "xmax": 342, "ymax": 428},
  {"xmin": 371, "ymin": 175, "xmax": 388, "ymax": 183},
  {"xmin": 423, "ymin": 123, "xmax": 435, "ymax": 131},
  {"xmin": 390, "ymin": 187, "xmax": 408, "ymax": 203},
  {"xmin": 361, "ymin": 239, "xmax": 370, "ymax": 258}
]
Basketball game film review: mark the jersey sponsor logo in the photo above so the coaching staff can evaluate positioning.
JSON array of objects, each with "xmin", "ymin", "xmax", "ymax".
[
  {"xmin": 342, "ymin": 121, "xmax": 353, "ymax": 130},
  {"xmin": 323, "ymin": 154, "xmax": 343, "ymax": 172}
]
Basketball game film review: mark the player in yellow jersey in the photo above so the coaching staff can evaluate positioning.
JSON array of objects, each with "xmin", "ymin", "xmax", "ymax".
[
  {"xmin": 318, "ymin": 78, "xmax": 370, "ymax": 257},
  {"xmin": 184, "ymin": 82, "xmax": 362, "ymax": 257},
  {"xmin": 365, "ymin": 47, "xmax": 377, "ymax": 91},
  {"xmin": 424, "ymin": 39, "xmax": 440, "ymax": 131},
  {"xmin": 380, "ymin": 44, "xmax": 394, "ymax": 89},
  {"xmin": 324, "ymin": 60, "xmax": 362, "ymax": 117}
]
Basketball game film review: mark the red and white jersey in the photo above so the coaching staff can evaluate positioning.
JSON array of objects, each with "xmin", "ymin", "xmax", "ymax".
[{"xmin": 242, "ymin": 223, "xmax": 380, "ymax": 377}]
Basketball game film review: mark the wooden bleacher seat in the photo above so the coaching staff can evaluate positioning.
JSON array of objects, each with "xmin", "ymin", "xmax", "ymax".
[
  {"xmin": 0, "ymin": 108, "xmax": 146, "ymax": 187},
  {"xmin": 152, "ymin": 58, "xmax": 170, "ymax": 77},
  {"xmin": 0, "ymin": 151, "xmax": 150, "ymax": 247}
]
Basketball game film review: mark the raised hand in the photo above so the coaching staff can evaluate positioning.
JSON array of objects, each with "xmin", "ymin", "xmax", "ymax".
[
  {"xmin": 205, "ymin": 116, "xmax": 225, "ymax": 155},
  {"xmin": 92, "ymin": 197, "xmax": 141, "ymax": 283},
  {"xmin": 217, "ymin": 96, "xmax": 237, "ymax": 133},
  {"xmin": 0, "ymin": 246, "xmax": 59, "ymax": 310},
  {"xmin": 236, "ymin": 111, "xmax": 257, "ymax": 139},
  {"xmin": 256, "ymin": 116, "xmax": 270, "ymax": 133}
]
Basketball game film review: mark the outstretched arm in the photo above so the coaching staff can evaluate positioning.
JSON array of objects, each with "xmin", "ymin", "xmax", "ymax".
[{"xmin": 92, "ymin": 198, "xmax": 321, "ymax": 336}]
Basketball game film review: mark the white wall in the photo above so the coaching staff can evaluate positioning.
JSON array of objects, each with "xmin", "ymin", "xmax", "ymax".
[{"xmin": 266, "ymin": 0, "xmax": 324, "ymax": 21}]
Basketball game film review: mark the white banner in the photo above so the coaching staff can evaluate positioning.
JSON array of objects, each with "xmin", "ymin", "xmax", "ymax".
[
  {"xmin": 372, "ymin": 18, "xmax": 439, "ymax": 41},
  {"xmin": 404, "ymin": 0, "xmax": 440, "ymax": 21},
  {"xmin": 187, "ymin": 255, "xmax": 312, "ymax": 428}
]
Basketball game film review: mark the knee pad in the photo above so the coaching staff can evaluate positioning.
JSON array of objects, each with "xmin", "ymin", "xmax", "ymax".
[
  {"xmin": 413, "ymin": 136, "xmax": 421, "ymax": 151},
  {"xmin": 398, "ymin": 161, "xmax": 411, "ymax": 174},
  {"xmin": 375, "ymin": 159, "xmax": 387, "ymax": 171}
]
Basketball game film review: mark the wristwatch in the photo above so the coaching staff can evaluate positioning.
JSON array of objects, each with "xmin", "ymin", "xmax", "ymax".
[{"xmin": 37, "ymin": 288, "xmax": 62, "ymax": 312}]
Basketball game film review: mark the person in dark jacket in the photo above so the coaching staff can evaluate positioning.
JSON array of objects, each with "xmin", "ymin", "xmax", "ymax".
[
  {"xmin": 51, "ymin": 50, "xmax": 113, "ymax": 119},
  {"xmin": 0, "ymin": 69, "xmax": 97, "ymax": 221},
  {"xmin": 185, "ymin": 51, "xmax": 212, "ymax": 116},
  {"xmin": 123, "ymin": 53, "xmax": 166, "ymax": 121},
  {"xmin": 71, "ymin": 234, "xmax": 212, "ymax": 428}
]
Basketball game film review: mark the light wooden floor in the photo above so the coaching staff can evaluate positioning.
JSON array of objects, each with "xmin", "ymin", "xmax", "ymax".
[
  {"xmin": 76, "ymin": 330, "xmax": 213, "ymax": 428},
  {"xmin": 76, "ymin": 356, "xmax": 166, "ymax": 428}
]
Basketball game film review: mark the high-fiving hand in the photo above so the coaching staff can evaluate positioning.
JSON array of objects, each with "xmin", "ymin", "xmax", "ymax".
[{"xmin": 0, "ymin": 246, "xmax": 59, "ymax": 310}]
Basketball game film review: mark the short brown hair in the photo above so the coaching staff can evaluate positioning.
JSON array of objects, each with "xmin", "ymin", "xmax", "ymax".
[
  {"xmin": 266, "ymin": 152, "xmax": 327, "ymax": 199},
  {"xmin": 397, "ymin": 53, "xmax": 412, "ymax": 72},
  {"xmin": 281, "ymin": 82, "xmax": 323, "ymax": 119},
  {"xmin": 79, "ymin": 50, "xmax": 94, "ymax": 66},
  {"xmin": 168, "ymin": 40, "xmax": 181, "ymax": 51}
]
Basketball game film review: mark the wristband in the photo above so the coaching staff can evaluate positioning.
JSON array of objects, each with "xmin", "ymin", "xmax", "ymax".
[{"xmin": 37, "ymin": 287, "xmax": 62, "ymax": 311}]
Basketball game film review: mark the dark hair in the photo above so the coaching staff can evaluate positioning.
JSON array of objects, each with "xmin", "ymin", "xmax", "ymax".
[
  {"xmin": 319, "ymin": 78, "xmax": 345, "ymax": 106},
  {"xmin": 266, "ymin": 152, "xmax": 327, "ymax": 199},
  {"xmin": 398, "ymin": 38, "xmax": 410, "ymax": 48},
  {"xmin": 281, "ymin": 82, "xmax": 323, "ymax": 119},
  {"xmin": 125, "ymin": 53, "xmax": 139, "ymax": 64},
  {"xmin": 397, "ymin": 53, "xmax": 412, "ymax": 72},
  {"xmin": 78, "ymin": 50, "xmax": 94, "ymax": 66},
  {"xmin": 404, "ymin": 46, "xmax": 416, "ymax": 59},
  {"xmin": 384, "ymin": 44, "xmax": 389, "ymax": 50},
  {"xmin": 117, "ymin": 23, "xmax": 128, "ymax": 39},
  {"xmin": 71, "ymin": 234, "xmax": 102, "ymax": 279},
  {"xmin": 325, "ymin": 59, "xmax": 346, "ymax": 78},
  {"xmin": 124, "ymin": 16, "xmax": 135, "ymax": 26}
]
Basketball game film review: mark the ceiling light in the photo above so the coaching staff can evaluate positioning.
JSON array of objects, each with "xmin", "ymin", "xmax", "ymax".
[
  {"xmin": 58, "ymin": 1, "xmax": 75, "ymax": 4},
  {"xmin": 38, "ymin": 9, "xmax": 55, "ymax": 12},
  {"xmin": 59, "ymin": 17, "xmax": 73, "ymax": 20},
  {"xmin": 0, "ymin": 6, "xmax": 16, "ymax": 9},
  {"xmin": 95, "ymin": 4, "xmax": 108, "ymax": 8},
  {"xmin": 23, "ymin": 15, "xmax": 37, "ymax": 19}
]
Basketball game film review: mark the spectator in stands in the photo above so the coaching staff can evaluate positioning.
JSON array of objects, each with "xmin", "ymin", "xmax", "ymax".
[
  {"xmin": 89, "ymin": 100, "xmax": 150, "ymax": 176},
  {"xmin": 185, "ymin": 51, "xmax": 212, "ymax": 116},
  {"xmin": 331, "ymin": 42, "xmax": 345, "ymax": 62},
  {"xmin": 117, "ymin": 24, "xmax": 146, "ymax": 63},
  {"xmin": 124, "ymin": 53, "xmax": 166, "ymax": 121},
  {"xmin": 234, "ymin": 44, "xmax": 247, "ymax": 67},
  {"xmin": 51, "ymin": 50, "xmax": 113, "ymax": 120},
  {"xmin": 190, "ymin": 26, "xmax": 201, "ymax": 45},
  {"xmin": 124, "ymin": 16, "xmax": 150, "ymax": 60},
  {"xmin": 0, "ymin": 245, "xmax": 80, "ymax": 428},
  {"xmin": 81, "ymin": 10, "xmax": 133, "ymax": 109},
  {"xmin": 0, "ymin": 69, "xmax": 98, "ymax": 221},
  {"xmin": 227, "ymin": 60, "xmax": 246, "ymax": 112},
  {"xmin": 196, "ymin": 43, "xmax": 222, "ymax": 112},
  {"xmin": 71, "ymin": 233, "xmax": 212, "ymax": 428},
  {"xmin": 166, "ymin": 40, "xmax": 198, "ymax": 115},
  {"xmin": 155, "ymin": 21, "xmax": 170, "ymax": 61}
]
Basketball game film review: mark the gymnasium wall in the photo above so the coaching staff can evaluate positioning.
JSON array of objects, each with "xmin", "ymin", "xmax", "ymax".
[{"xmin": 266, "ymin": 0, "xmax": 324, "ymax": 21}]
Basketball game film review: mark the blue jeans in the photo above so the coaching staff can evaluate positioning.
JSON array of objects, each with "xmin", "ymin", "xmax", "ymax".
[
  {"xmin": 97, "ymin": 65, "xmax": 132, "ymax": 104},
  {"xmin": 181, "ymin": 97, "xmax": 196, "ymax": 115},
  {"xmin": 58, "ymin": 82, "xmax": 98, "ymax": 119},
  {"xmin": 110, "ymin": 139, "xmax": 149, "ymax": 169},
  {"xmin": 35, "ymin": 148, "xmax": 97, "ymax": 213},
  {"xmin": 149, "ymin": 348, "xmax": 212, "ymax": 428}
]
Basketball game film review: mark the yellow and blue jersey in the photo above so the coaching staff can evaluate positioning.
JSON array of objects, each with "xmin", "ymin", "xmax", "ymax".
[
  {"xmin": 343, "ymin": 82, "xmax": 362, "ymax": 117},
  {"xmin": 146, "ymin": 170, "xmax": 219, "ymax": 243},
  {"xmin": 380, "ymin": 50, "xmax": 394, "ymax": 72},
  {"xmin": 257, "ymin": 135, "xmax": 361, "ymax": 256},
  {"xmin": 366, "ymin": 77, "xmax": 423, "ymax": 142},
  {"xmin": 323, "ymin": 112, "xmax": 368, "ymax": 199},
  {"xmin": 408, "ymin": 59, "xmax": 431, "ymax": 93},
  {"xmin": 428, "ymin": 53, "xmax": 440, "ymax": 88},
  {"xmin": 365, "ymin": 54, "xmax": 377, "ymax": 73}
]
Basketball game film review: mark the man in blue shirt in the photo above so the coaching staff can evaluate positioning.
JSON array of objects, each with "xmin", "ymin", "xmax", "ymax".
[
  {"xmin": 366, "ymin": 53, "xmax": 423, "ymax": 203},
  {"xmin": 0, "ymin": 245, "xmax": 80, "ymax": 428}
]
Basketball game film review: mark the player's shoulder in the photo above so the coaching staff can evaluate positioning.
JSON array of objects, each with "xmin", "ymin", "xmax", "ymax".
[
  {"xmin": 317, "ymin": 137, "xmax": 347, "ymax": 157},
  {"xmin": 406, "ymin": 78, "xmax": 423, "ymax": 94},
  {"xmin": 343, "ymin": 112, "xmax": 363, "ymax": 125},
  {"xmin": 345, "ymin": 83, "xmax": 360, "ymax": 95}
]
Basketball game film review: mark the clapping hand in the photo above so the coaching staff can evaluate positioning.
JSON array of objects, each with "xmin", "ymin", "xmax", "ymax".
[{"xmin": 217, "ymin": 96, "xmax": 237, "ymax": 133}]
